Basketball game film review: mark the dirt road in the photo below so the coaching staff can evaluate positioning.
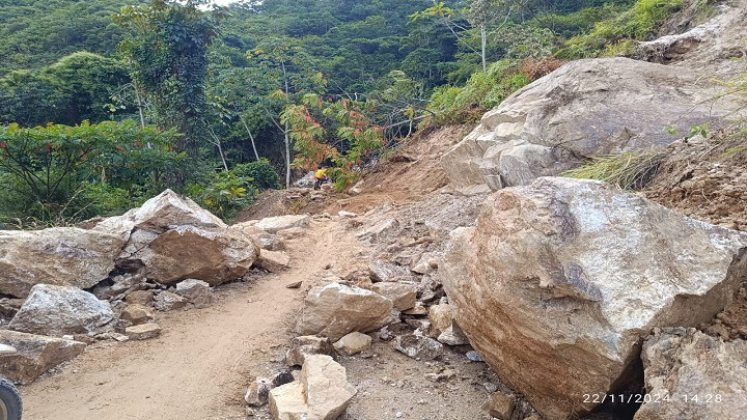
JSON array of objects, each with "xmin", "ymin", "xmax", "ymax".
[{"xmin": 21, "ymin": 218, "xmax": 366, "ymax": 420}]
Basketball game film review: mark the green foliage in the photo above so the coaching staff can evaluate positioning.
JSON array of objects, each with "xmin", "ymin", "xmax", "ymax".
[
  {"xmin": 231, "ymin": 159, "xmax": 281, "ymax": 190},
  {"xmin": 560, "ymin": 0, "xmax": 684, "ymax": 57},
  {"xmin": 0, "ymin": 120, "xmax": 184, "ymax": 223},
  {"xmin": 186, "ymin": 168, "xmax": 258, "ymax": 221},
  {"xmin": 115, "ymin": 0, "xmax": 222, "ymax": 154},
  {"xmin": 0, "ymin": 0, "xmax": 144, "ymax": 73},
  {"xmin": 422, "ymin": 60, "xmax": 530, "ymax": 127},
  {"xmin": 562, "ymin": 149, "xmax": 665, "ymax": 190}
]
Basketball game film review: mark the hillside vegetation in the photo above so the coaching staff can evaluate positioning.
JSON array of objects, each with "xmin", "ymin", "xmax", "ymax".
[{"xmin": 0, "ymin": 0, "xmax": 694, "ymax": 226}]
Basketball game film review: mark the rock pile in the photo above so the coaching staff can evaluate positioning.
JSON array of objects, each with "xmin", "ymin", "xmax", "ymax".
[{"xmin": 0, "ymin": 189, "xmax": 311, "ymax": 385}]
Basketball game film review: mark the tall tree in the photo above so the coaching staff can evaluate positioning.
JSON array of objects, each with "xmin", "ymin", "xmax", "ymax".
[{"xmin": 115, "ymin": 0, "xmax": 222, "ymax": 155}]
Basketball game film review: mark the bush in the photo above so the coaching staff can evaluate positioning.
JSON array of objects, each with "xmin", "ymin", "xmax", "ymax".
[
  {"xmin": 520, "ymin": 57, "xmax": 567, "ymax": 81},
  {"xmin": 422, "ymin": 60, "xmax": 530, "ymax": 128},
  {"xmin": 186, "ymin": 167, "xmax": 260, "ymax": 221},
  {"xmin": 231, "ymin": 158, "xmax": 280, "ymax": 190},
  {"xmin": 0, "ymin": 120, "xmax": 184, "ymax": 224},
  {"xmin": 560, "ymin": 0, "xmax": 685, "ymax": 58}
]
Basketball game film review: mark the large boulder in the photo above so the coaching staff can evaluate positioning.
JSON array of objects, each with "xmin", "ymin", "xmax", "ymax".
[
  {"xmin": 0, "ymin": 228, "xmax": 126, "ymax": 298},
  {"xmin": 635, "ymin": 328, "xmax": 747, "ymax": 420},
  {"xmin": 103, "ymin": 190, "xmax": 258, "ymax": 286},
  {"xmin": 296, "ymin": 282, "xmax": 393, "ymax": 341},
  {"xmin": 442, "ymin": 58, "xmax": 742, "ymax": 194},
  {"xmin": 441, "ymin": 177, "xmax": 747, "ymax": 419},
  {"xmin": 269, "ymin": 355, "xmax": 356, "ymax": 420},
  {"xmin": 9, "ymin": 284, "xmax": 114, "ymax": 336},
  {"xmin": 0, "ymin": 330, "xmax": 86, "ymax": 384}
]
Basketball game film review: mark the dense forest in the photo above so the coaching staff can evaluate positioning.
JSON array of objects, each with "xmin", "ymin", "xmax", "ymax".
[{"xmin": 0, "ymin": 0, "xmax": 687, "ymax": 226}]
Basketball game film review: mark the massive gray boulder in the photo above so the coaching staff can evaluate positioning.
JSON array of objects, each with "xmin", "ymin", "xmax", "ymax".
[
  {"xmin": 0, "ymin": 228, "xmax": 126, "ymax": 298},
  {"xmin": 9, "ymin": 284, "xmax": 114, "ymax": 336},
  {"xmin": 635, "ymin": 328, "xmax": 747, "ymax": 420},
  {"xmin": 441, "ymin": 177, "xmax": 747, "ymax": 419},
  {"xmin": 442, "ymin": 58, "xmax": 742, "ymax": 194},
  {"xmin": 0, "ymin": 330, "xmax": 86, "ymax": 384}
]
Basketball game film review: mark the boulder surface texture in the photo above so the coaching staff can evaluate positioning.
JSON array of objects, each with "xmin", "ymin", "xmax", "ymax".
[{"xmin": 441, "ymin": 177, "xmax": 747, "ymax": 419}]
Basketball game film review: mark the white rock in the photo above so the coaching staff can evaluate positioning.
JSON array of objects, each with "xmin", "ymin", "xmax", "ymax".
[
  {"xmin": 9, "ymin": 284, "xmax": 114, "ymax": 336},
  {"xmin": 333, "ymin": 332, "xmax": 372, "ymax": 356},
  {"xmin": 175, "ymin": 279, "xmax": 214, "ymax": 308},
  {"xmin": 297, "ymin": 283, "xmax": 393, "ymax": 341}
]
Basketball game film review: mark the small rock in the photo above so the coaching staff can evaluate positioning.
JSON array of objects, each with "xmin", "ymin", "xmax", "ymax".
[
  {"xmin": 272, "ymin": 370, "xmax": 295, "ymax": 388},
  {"xmin": 428, "ymin": 304, "xmax": 457, "ymax": 337},
  {"xmin": 252, "ymin": 215, "xmax": 310, "ymax": 233},
  {"xmin": 269, "ymin": 355, "xmax": 356, "ymax": 420},
  {"xmin": 425, "ymin": 369, "xmax": 456, "ymax": 382},
  {"xmin": 333, "ymin": 332, "xmax": 373, "ymax": 356},
  {"xmin": 393, "ymin": 334, "xmax": 443, "ymax": 360},
  {"xmin": 125, "ymin": 322, "xmax": 161, "ymax": 340},
  {"xmin": 484, "ymin": 383, "xmax": 498, "ymax": 393},
  {"xmin": 466, "ymin": 351, "xmax": 483, "ymax": 362},
  {"xmin": 369, "ymin": 282, "xmax": 418, "ymax": 311},
  {"xmin": 377, "ymin": 326, "xmax": 394, "ymax": 341},
  {"xmin": 338, "ymin": 211, "xmax": 357, "ymax": 218},
  {"xmin": 286, "ymin": 335, "xmax": 335, "ymax": 367},
  {"xmin": 286, "ymin": 281, "xmax": 303, "ymax": 289},
  {"xmin": 120, "ymin": 304, "xmax": 155, "ymax": 326},
  {"xmin": 482, "ymin": 392, "xmax": 515, "ymax": 420},
  {"xmin": 126, "ymin": 289, "xmax": 154, "ymax": 306},
  {"xmin": 175, "ymin": 279, "xmax": 214, "ymax": 308},
  {"xmin": 256, "ymin": 249, "xmax": 291, "ymax": 273},
  {"xmin": 403, "ymin": 305, "xmax": 428, "ymax": 316},
  {"xmin": 368, "ymin": 259, "xmax": 415, "ymax": 283},
  {"xmin": 437, "ymin": 325, "xmax": 469, "ymax": 346},
  {"xmin": 245, "ymin": 378, "xmax": 272, "ymax": 407},
  {"xmin": 153, "ymin": 291, "xmax": 187, "ymax": 312}
]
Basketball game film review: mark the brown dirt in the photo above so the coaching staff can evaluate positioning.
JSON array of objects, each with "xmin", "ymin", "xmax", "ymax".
[
  {"xmin": 643, "ymin": 130, "xmax": 747, "ymax": 231},
  {"xmin": 20, "ymin": 217, "xmax": 368, "ymax": 420},
  {"xmin": 235, "ymin": 125, "xmax": 472, "ymax": 221}
]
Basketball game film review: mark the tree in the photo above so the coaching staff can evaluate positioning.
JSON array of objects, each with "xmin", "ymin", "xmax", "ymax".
[{"xmin": 115, "ymin": 0, "xmax": 223, "ymax": 155}]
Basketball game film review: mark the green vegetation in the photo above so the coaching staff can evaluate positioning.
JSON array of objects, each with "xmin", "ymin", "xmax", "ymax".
[
  {"xmin": 0, "ymin": 0, "xmax": 697, "ymax": 225},
  {"xmin": 562, "ymin": 150, "xmax": 665, "ymax": 190},
  {"xmin": 0, "ymin": 121, "xmax": 184, "ymax": 226}
]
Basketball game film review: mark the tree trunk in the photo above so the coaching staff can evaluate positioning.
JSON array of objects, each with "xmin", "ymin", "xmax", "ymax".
[
  {"xmin": 239, "ymin": 115, "xmax": 261, "ymax": 161},
  {"xmin": 480, "ymin": 25, "xmax": 487, "ymax": 72},
  {"xmin": 284, "ymin": 121, "xmax": 291, "ymax": 189}
]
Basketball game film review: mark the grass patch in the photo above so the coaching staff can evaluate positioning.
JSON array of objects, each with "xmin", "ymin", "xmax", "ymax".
[{"xmin": 562, "ymin": 149, "xmax": 665, "ymax": 190}]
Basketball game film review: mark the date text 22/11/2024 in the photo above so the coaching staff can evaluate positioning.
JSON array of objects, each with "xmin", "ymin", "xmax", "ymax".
[{"xmin": 583, "ymin": 393, "xmax": 724, "ymax": 405}]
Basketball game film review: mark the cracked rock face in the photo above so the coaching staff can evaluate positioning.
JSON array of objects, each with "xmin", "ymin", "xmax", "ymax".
[
  {"xmin": 0, "ymin": 228, "xmax": 126, "ymax": 298},
  {"xmin": 9, "ymin": 284, "xmax": 114, "ymax": 337},
  {"xmin": 441, "ymin": 177, "xmax": 747, "ymax": 419},
  {"xmin": 635, "ymin": 328, "xmax": 747, "ymax": 420}
]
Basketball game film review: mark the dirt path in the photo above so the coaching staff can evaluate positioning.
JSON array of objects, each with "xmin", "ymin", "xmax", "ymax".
[{"xmin": 21, "ymin": 217, "xmax": 367, "ymax": 420}]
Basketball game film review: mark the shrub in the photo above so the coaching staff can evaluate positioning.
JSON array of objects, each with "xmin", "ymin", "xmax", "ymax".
[
  {"xmin": 560, "ymin": 0, "xmax": 685, "ymax": 58},
  {"xmin": 0, "ymin": 120, "xmax": 184, "ymax": 223},
  {"xmin": 520, "ymin": 57, "xmax": 567, "ymax": 81},
  {"xmin": 186, "ymin": 168, "xmax": 259, "ymax": 221},
  {"xmin": 232, "ymin": 158, "xmax": 280, "ymax": 190},
  {"xmin": 422, "ymin": 60, "xmax": 530, "ymax": 128}
]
